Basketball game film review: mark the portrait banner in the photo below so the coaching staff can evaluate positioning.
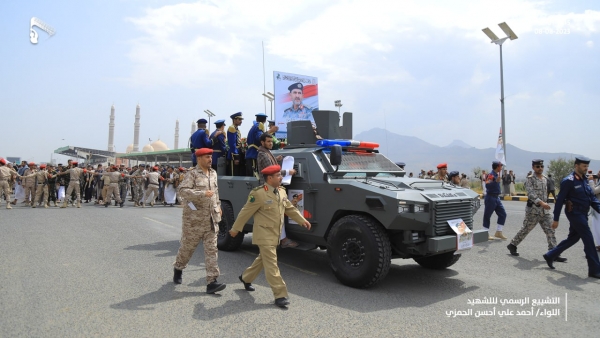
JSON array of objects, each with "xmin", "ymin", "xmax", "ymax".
[{"xmin": 273, "ymin": 71, "xmax": 319, "ymax": 138}]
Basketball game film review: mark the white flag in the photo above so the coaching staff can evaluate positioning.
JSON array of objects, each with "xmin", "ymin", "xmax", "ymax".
[{"xmin": 495, "ymin": 127, "xmax": 506, "ymax": 165}]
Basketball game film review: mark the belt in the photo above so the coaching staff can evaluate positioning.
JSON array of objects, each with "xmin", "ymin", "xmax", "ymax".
[
  {"xmin": 149, "ymin": 183, "xmax": 159, "ymax": 186},
  {"xmin": 570, "ymin": 205, "xmax": 590, "ymax": 213}
]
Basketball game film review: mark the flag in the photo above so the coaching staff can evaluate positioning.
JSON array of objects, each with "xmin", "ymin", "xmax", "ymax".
[{"xmin": 495, "ymin": 127, "xmax": 506, "ymax": 165}]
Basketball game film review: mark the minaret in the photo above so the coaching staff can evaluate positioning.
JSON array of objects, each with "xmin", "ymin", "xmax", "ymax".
[
  {"xmin": 133, "ymin": 104, "xmax": 141, "ymax": 152},
  {"xmin": 108, "ymin": 105, "xmax": 115, "ymax": 152},
  {"xmin": 174, "ymin": 120, "xmax": 180, "ymax": 149},
  {"xmin": 191, "ymin": 121, "xmax": 195, "ymax": 135}
]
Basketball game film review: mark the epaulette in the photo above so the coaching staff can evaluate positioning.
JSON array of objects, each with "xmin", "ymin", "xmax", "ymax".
[
  {"xmin": 258, "ymin": 122, "xmax": 264, "ymax": 131},
  {"xmin": 277, "ymin": 186, "xmax": 287, "ymax": 192},
  {"xmin": 228, "ymin": 125, "xmax": 236, "ymax": 133},
  {"xmin": 252, "ymin": 186, "xmax": 263, "ymax": 191},
  {"xmin": 565, "ymin": 174, "xmax": 574, "ymax": 181}
]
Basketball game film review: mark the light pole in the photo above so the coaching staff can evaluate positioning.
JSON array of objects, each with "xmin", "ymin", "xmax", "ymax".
[
  {"xmin": 203, "ymin": 109, "xmax": 215, "ymax": 126},
  {"xmin": 482, "ymin": 22, "xmax": 518, "ymax": 165},
  {"xmin": 334, "ymin": 100, "xmax": 343, "ymax": 115},
  {"xmin": 262, "ymin": 92, "xmax": 274, "ymax": 120}
]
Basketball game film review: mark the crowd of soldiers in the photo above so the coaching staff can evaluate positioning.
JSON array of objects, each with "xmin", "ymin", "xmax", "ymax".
[{"xmin": 0, "ymin": 158, "xmax": 188, "ymax": 209}]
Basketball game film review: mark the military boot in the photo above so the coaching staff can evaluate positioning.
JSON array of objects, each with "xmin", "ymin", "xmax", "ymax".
[
  {"xmin": 494, "ymin": 231, "xmax": 507, "ymax": 240},
  {"xmin": 206, "ymin": 280, "xmax": 226, "ymax": 294},
  {"xmin": 44, "ymin": 202, "xmax": 49, "ymax": 208},
  {"xmin": 6, "ymin": 203, "xmax": 12, "ymax": 209},
  {"xmin": 507, "ymin": 243, "xmax": 519, "ymax": 256},
  {"xmin": 31, "ymin": 204, "xmax": 37, "ymax": 208},
  {"xmin": 134, "ymin": 201, "xmax": 139, "ymax": 207},
  {"xmin": 173, "ymin": 268, "xmax": 183, "ymax": 284},
  {"xmin": 53, "ymin": 201, "xmax": 58, "ymax": 207},
  {"xmin": 60, "ymin": 201, "xmax": 67, "ymax": 208},
  {"xmin": 150, "ymin": 202, "xmax": 155, "ymax": 207},
  {"xmin": 77, "ymin": 200, "xmax": 81, "ymax": 208}
]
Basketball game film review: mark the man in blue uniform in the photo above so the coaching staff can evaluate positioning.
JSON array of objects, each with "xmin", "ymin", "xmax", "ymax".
[
  {"xmin": 245, "ymin": 113, "xmax": 268, "ymax": 177},
  {"xmin": 227, "ymin": 112, "xmax": 244, "ymax": 176},
  {"xmin": 482, "ymin": 160, "xmax": 507, "ymax": 241},
  {"xmin": 543, "ymin": 156, "xmax": 600, "ymax": 278},
  {"xmin": 190, "ymin": 118, "xmax": 213, "ymax": 166},
  {"xmin": 210, "ymin": 119, "xmax": 227, "ymax": 171},
  {"xmin": 283, "ymin": 82, "xmax": 314, "ymax": 123}
]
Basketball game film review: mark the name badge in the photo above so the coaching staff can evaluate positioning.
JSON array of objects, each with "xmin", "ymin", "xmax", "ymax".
[
  {"xmin": 575, "ymin": 185, "xmax": 582, "ymax": 189},
  {"xmin": 265, "ymin": 200, "xmax": 273, "ymax": 204}
]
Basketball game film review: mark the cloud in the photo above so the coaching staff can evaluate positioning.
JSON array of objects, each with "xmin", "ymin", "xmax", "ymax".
[{"xmin": 587, "ymin": 40, "xmax": 594, "ymax": 47}]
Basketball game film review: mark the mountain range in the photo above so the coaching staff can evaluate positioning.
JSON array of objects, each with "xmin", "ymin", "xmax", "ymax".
[{"xmin": 354, "ymin": 128, "xmax": 590, "ymax": 180}]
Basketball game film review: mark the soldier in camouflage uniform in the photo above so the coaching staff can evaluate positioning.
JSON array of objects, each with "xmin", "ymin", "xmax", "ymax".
[
  {"xmin": 132, "ymin": 165, "xmax": 146, "ymax": 207},
  {"xmin": 20, "ymin": 163, "xmax": 54, "ymax": 208},
  {"xmin": 173, "ymin": 148, "xmax": 225, "ymax": 294},
  {"xmin": 22, "ymin": 163, "xmax": 37, "ymax": 206},
  {"xmin": 56, "ymin": 161, "xmax": 85, "ymax": 208},
  {"xmin": 507, "ymin": 159, "xmax": 566, "ymax": 262},
  {"xmin": 47, "ymin": 165, "xmax": 58, "ymax": 206},
  {"xmin": 0, "ymin": 158, "xmax": 19, "ymax": 209},
  {"xmin": 118, "ymin": 165, "xmax": 129, "ymax": 206}
]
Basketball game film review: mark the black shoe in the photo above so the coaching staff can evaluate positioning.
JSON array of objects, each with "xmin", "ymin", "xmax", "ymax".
[
  {"xmin": 239, "ymin": 275, "xmax": 255, "ymax": 291},
  {"xmin": 105, "ymin": 203, "xmax": 109, "ymax": 208},
  {"xmin": 120, "ymin": 201, "xmax": 124, "ymax": 208},
  {"xmin": 543, "ymin": 254, "xmax": 555, "ymax": 269},
  {"xmin": 588, "ymin": 273, "xmax": 600, "ymax": 279},
  {"xmin": 173, "ymin": 268, "xmax": 182, "ymax": 284},
  {"xmin": 507, "ymin": 244, "xmax": 519, "ymax": 256},
  {"xmin": 554, "ymin": 256, "xmax": 567, "ymax": 262},
  {"xmin": 275, "ymin": 297, "xmax": 290, "ymax": 307},
  {"xmin": 206, "ymin": 281, "xmax": 226, "ymax": 294}
]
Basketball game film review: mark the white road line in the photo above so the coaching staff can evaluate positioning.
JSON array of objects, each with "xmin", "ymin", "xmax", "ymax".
[
  {"xmin": 143, "ymin": 217, "xmax": 178, "ymax": 229},
  {"xmin": 240, "ymin": 249, "xmax": 318, "ymax": 276}
]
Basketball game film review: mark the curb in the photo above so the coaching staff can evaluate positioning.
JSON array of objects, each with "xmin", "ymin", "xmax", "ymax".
[{"xmin": 478, "ymin": 194, "xmax": 555, "ymax": 203}]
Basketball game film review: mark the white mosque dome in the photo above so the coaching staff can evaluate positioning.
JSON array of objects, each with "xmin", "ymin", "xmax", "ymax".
[
  {"xmin": 126, "ymin": 144, "xmax": 134, "ymax": 154},
  {"xmin": 142, "ymin": 144, "xmax": 155, "ymax": 152},
  {"xmin": 150, "ymin": 139, "xmax": 169, "ymax": 151}
]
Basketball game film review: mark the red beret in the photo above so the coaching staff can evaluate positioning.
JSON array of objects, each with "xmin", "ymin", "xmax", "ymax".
[
  {"xmin": 72, "ymin": 161, "xmax": 78, "ymax": 166},
  {"xmin": 153, "ymin": 166, "xmax": 159, "ymax": 171},
  {"xmin": 0, "ymin": 158, "xmax": 6, "ymax": 165},
  {"xmin": 39, "ymin": 164, "xmax": 47, "ymax": 169},
  {"xmin": 436, "ymin": 163, "xmax": 447, "ymax": 169},
  {"xmin": 261, "ymin": 165, "xmax": 281, "ymax": 175},
  {"xmin": 195, "ymin": 148, "xmax": 213, "ymax": 156},
  {"xmin": 178, "ymin": 167, "xmax": 185, "ymax": 172}
]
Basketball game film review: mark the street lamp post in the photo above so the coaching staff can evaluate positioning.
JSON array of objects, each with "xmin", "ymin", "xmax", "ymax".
[
  {"xmin": 482, "ymin": 22, "xmax": 518, "ymax": 166},
  {"xmin": 334, "ymin": 100, "xmax": 342, "ymax": 115},
  {"xmin": 203, "ymin": 109, "xmax": 215, "ymax": 126},
  {"xmin": 262, "ymin": 92, "xmax": 275, "ymax": 120}
]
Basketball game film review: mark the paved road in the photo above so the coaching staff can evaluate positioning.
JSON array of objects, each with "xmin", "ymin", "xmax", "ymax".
[{"xmin": 1, "ymin": 201, "xmax": 599, "ymax": 337}]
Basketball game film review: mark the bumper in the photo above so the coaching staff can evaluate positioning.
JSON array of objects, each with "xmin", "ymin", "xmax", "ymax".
[{"xmin": 427, "ymin": 229, "xmax": 489, "ymax": 253}]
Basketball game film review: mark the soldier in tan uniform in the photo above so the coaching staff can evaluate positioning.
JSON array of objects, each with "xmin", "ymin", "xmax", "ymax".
[
  {"xmin": 173, "ymin": 148, "xmax": 226, "ymax": 294},
  {"xmin": 56, "ymin": 161, "xmax": 85, "ymax": 208},
  {"xmin": 431, "ymin": 163, "xmax": 449, "ymax": 182},
  {"xmin": 22, "ymin": 162, "xmax": 37, "ymax": 206},
  {"xmin": 229, "ymin": 165, "xmax": 311, "ymax": 307},
  {"xmin": 0, "ymin": 158, "xmax": 19, "ymax": 209},
  {"xmin": 19, "ymin": 163, "xmax": 54, "ymax": 208},
  {"xmin": 96, "ymin": 166, "xmax": 126, "ymax": 207},
  {"xmin": 142, "ymin": 166, "xmax": 163, "ymax": 207},
  {"xmin": 507, "ymin": 159, "xmax": 566, "ymax": 263}
]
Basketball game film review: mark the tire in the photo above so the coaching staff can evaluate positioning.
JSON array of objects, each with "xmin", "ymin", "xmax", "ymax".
[
  {"xmin": 326, "ymin": 215, "xmax": 391, "ymax": 288},
  {"xmin": 217, "ymin": 202, "xmax": 244, "ymax": 251},
  {"xmin": 413, "ymin": 252, "xmax": 461, "ymax": 270}
]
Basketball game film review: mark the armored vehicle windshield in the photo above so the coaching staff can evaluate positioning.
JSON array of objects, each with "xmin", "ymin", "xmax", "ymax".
[{"xmin": 322, "ymin": 150, "xmax": 403, "ymax": 177}]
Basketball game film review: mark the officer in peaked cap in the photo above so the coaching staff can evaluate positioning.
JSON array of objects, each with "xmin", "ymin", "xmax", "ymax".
[
  {"xmin": 190, "ymin": 118, "xmax": 213, "ymax": 166},
  {"xmin": 245, "ymin": 113, "xmax": 269, "ymax": 177},
  {"xmin": 448, "ymin": 171, "xmax": 461, "ymax": 185},
  {"xmin": 210, "ymin": 119, "xmax": 227, "ymax": 170},
  {"xmin": 482, "ymin": 160, "xmax": 507, "ymax": 240},
  {"xmin": 395, "ymin": 162, "xmax": 406, "ymax": 170},
  {"xmin": 284, "ymin": 82, "xmax": 313, "ymax": 123},
  {"xmin": 227, "ymin": 112, "xmax": 244, "ymax": 176},
  {"xmin": 543, "ymin": 156, "xmax": 600, "ymax": 278}
]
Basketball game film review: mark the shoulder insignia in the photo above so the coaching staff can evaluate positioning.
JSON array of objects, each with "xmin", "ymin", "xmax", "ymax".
[
  {"xmin": 264, "ymin": 185, "xmax": 268, "ymax": 191},
  {"xmin": 228, "ymin": 125, "xmax": 236, "ymax": 133},
  {"xmin": 251, "ymin": 186, "xmax": 262, "ymax": 191},
  {"xmin": 248, "ymin": 195, "xmax": 255, "ymax": 203},
  {"xmin": 258, "ymin": 122, "xmax": 264, "ymax": 131},
  {"xmin": 278, "ymin": 186, "xmax": 286, "ymax": 192}
]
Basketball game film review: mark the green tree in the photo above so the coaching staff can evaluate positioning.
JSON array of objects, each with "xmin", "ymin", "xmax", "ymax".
[
  {"xmin": 547, "ymin": 157, "xmax": 575, "ymax": 191},
  {"xmin": 472, "ymin": 166, "xmax": 483, "ymax": 179}
]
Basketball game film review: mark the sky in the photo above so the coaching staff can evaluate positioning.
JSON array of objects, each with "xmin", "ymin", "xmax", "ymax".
[{"xmin": 1, "ymin": 0, "xmax": 599, "ymax": 165}]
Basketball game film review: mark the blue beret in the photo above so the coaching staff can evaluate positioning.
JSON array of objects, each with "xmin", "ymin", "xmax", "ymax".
[
  {"xmin": 197, "ymin": 118, "xmax": 208, "ymax": 124},
  {"xmin": 230, "ymin": 112, "xmax": 243, "ymax": 119},
  {"xmin": 288, "ymin": 82, "xmax": 303, "ymax": 91},
  {"xmin": 214, "ymin": 119, "xmax": 225, "ymax": 125},
  {"xmin": 575, "ymin": 156, "xmax": 590, "ymax": 164},
  {"xmin": 448, "ymin": 171, "xmax": 460, "ymax": 179},
  {"xmin": 255, "ymin": 113, "xmax": 268, "ymax": 117}
]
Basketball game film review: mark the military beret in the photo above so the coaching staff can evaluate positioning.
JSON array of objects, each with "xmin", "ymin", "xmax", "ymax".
[
  {"xmin": 255, "ymin": 113, "xmax": 268, "ymax": 117},
  {"xmin": 230, "ymin": 112, "xmax": 243, "ymax": 119},
  {"xmin": 29, "ymin": 162, "xmax": 36, "ymax": 166},
  {"xmin": 261, "ymin": 165, "xmax": 281, "ymax": 175},
  {"xmin": 448, "ymin": 171, "xmax": 460, "ymax": 179},
  {"xmin": 575, "ymin": 156, "xmax": 590, "ymax": 164},
  {"xmin": 288, "ymin": 82, "xmax": 303, "ymax": 91},
  {"xmin": 111, "ymin": 165, "xmax": 118, "ymax": 170},
  {"xmin": 436, "ymin": 163, "xmax": 447, "ymax": 169},
  {"xmin": 39, "ymin": 164, "xmax": 46, "ymax": 169},
  {"xmin": 153, "ymin": 166, "xmax": 159, "ymax": 171},
  {"xmin": 195, "ymin": 148, "xmax": 213, "ymax": 156},
  {"xmin": 492, "ymin": 160, "xmax": 503, "ymax": 166},
  {"xmin": 72, "ymin": 161, "xmax": 78, "ymax": 166},
  {"xmin": 58, "ymin": 163, "xmax": 63, "ymax": 166},
  {"xmin": 214, "ymin": 119, "xmax": 226, "ymax": 127},
  {"xmin": 0, "ymin": 158, "xmax": 6, "ymax": 165},
  {"xmin": 532, "ymin": 159, "xmax": 543, "ymax": 166},
  {"xmin": 178, "ymin": 167, "xmax": 185, "ymax": 172},
  {"xmin": 197, "ymin": 118, "xmax": 208, "ymax": 124}
]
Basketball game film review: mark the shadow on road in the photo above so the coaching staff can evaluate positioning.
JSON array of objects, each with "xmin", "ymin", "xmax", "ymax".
[
  {"xmin": 110, "ymin": 283, "xmax": 205, "ymax": 310},
  {"xmin": 192, "ymin": 290, "xmax": 275, "ymax": 320},
  {"xmin": 124, "ymin": 240, "xmax": 180, "ymax": 258}
]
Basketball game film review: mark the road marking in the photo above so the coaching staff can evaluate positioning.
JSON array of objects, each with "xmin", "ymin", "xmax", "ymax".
[
  {"xmin": 143, "ymin": 217, "xmax": 178, "ymax": 229},
  {"xmin": 240, "ymin": 249, "xmax": 318, "ymax": 276}
]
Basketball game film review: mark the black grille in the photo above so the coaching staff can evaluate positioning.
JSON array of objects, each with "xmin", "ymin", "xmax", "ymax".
[{"xmin": 432, "ymin": 201, "xmax": 474, "ymax": 236}]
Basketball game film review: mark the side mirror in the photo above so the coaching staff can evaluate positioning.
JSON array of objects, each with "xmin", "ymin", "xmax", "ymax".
[{"xmin": 330, "ymin": 145, "xmax": 342, "ymax": 166}]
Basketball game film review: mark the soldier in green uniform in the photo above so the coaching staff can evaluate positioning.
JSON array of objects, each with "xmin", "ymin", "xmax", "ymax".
[{"xmin": 229, "ymin": 165, "xmax": 311, "ymax": 307}]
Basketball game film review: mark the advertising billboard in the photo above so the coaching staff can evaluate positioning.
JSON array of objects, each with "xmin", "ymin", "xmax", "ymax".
[{"xmin": 273, "ymin": 71, "xmax": 319, "ymax": 138}]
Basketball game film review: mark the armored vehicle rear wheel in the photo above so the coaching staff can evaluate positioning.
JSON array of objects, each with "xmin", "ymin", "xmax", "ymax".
[
  {"xmin": 327, "ymin": 215, "xmax": 391, "ymax": 288},
  {"xmin": 217, "ymin": 202, "xmax": 244, "ymax": 251},
  {"xmin": 413, "ymin": 252, "xmax": 461, "ymax": 270}
]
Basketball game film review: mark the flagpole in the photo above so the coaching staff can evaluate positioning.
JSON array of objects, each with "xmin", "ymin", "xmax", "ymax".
[{"xmin": 500, "ymin": 43, "xmax": 507, "ymax": 167}]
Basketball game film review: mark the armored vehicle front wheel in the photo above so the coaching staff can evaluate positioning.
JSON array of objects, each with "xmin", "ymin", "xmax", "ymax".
[
  {"xmin": 327, "ymin": 215, "xmax": 391, "ymax": 288},
  {"xmin": 217, "ymin": 202, "xmax": 244, "ymax": 251},
  {"xmin": 413, "ymin": 252, "xmax": 461, "ymax": 270}
]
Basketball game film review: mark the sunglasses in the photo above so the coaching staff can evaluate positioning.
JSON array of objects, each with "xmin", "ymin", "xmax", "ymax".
[{"xmin": 535, "ymin": 165, "xmax": 544, "ymax": 168}]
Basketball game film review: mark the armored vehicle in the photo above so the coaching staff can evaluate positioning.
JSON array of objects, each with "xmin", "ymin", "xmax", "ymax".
[{"xmin": 216, "ymin": 110, "xmax": 487, "ymax": 288}]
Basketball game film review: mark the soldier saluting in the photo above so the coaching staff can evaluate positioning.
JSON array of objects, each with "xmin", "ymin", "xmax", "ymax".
[{"xmin": 229, "ymin": 165, "xmax": 311, "ymax": 308}]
